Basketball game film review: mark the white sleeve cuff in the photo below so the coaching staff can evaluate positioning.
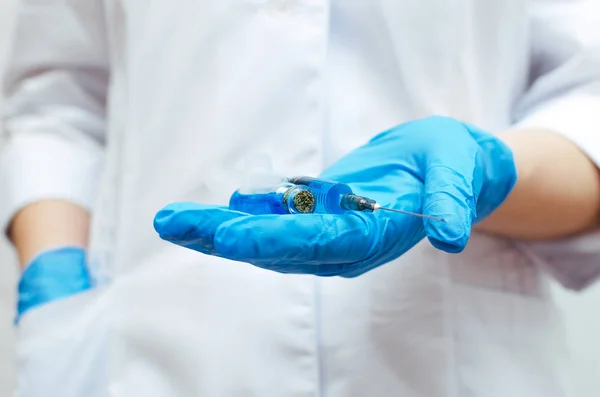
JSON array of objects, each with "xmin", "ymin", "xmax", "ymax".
[
  {"xmin": 0, "ymin": 133, "xmax": 104, "ymax": 231},
  {"xmin": 514, "ymin": 91, "xmax": 600, "ymax": 290},
  {"xmin": 514, "ymin": 90, "xmax": 600, "ymax": 166}
]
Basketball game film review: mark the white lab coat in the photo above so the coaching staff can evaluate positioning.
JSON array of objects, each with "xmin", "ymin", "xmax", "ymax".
[{"xmin": 2, "ymin": 1, "xmax": 600, "ymax": 396}]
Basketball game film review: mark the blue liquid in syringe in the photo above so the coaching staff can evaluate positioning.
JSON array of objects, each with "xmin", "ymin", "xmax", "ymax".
[
  {"xmin": 230, "ymin": 176, "xmax": 443, "ymax": 220},
  {"xmin": 284, "ymin": 177, "xmax": 352, "ymax": 214},
  {"xmin": 229, "ymin": 183, "xmax": 316, "ymax": 215},
  {"xmin": 229, "ymin": 178, "xmax": 354, "ymax": 215}
]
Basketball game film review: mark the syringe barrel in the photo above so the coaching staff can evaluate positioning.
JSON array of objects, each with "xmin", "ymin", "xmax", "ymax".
[
  {"xmin": 230, "ymin": 177, "xmax": 368, "ymax": 215},
  {"xmin": 285, "ymin": 177, "xmax": 353, "ymax": 214},
  {"xmin": 229, "ymin": 183, "xmax": 316, "ymax": 215}
]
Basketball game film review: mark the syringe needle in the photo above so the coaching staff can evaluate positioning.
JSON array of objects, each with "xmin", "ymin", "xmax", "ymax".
[{"xmin": 374, "ymin": 205, "xmax": 444, "ymax": 222}]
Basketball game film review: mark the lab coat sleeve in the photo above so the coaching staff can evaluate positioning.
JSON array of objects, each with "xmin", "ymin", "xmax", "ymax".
[
  {"xmin": 0, "ymin": 0, "xmax": 109, "ymax": 231},
  {"xmin": 512, "ymin": 0, "xmax": 600, "ymax": 291}
]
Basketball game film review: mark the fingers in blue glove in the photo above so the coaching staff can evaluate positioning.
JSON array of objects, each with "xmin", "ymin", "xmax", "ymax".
[
  {"xmin": 214, "ymin": 213, "xmax": 375, "ymax": 262},
  {"xmin": 154, "ymin": 202, "xmax": 409, "ymax": 276},
  {"xmin": 154, "ymin": 202, "xmax": 249, "ymax": 255}
]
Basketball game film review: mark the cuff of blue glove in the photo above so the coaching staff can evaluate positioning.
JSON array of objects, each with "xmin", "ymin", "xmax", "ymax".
[{"xmin": 17, "ymin": 246, "xmax": 92, "ymax": 322}]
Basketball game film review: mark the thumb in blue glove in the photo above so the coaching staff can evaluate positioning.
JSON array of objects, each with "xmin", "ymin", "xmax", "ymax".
[{"xmin": 319, "ymin": 116, "xmax": 516, "ymax": 252}]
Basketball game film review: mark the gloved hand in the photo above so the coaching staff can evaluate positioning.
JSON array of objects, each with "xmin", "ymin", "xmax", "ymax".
[
  {"xmin": 17, "ymin": 246, "xmax": 91, "ymax": 320},
  {"xmin": 154, "ymin": 116, "xmax": 517, "ymax": 277}
]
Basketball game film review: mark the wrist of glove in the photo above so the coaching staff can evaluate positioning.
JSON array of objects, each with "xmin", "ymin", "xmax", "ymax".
[
  {"xmin": 17, "ymin": 246, "xmax": 91, "ymax": 321},
  {"xmin": 154, "ymin": 116, "xmax": 517, "ymax": 277}
]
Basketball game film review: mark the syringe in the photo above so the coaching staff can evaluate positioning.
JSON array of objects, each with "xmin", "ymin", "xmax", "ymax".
[
  {"xmin": 229, "ymin": 176, "xmax": 443, "ymax": 221},
  {"xmin": 229, "ymin": 182, "xmax": 316, "ymax": 215}
]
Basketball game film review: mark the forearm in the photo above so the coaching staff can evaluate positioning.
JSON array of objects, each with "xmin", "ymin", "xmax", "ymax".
[
  {"xmin": 476, "ymin": 128, "xmax": 600, "ymax": 241},
  {"xmin": 10, "ymin": 200, "xmax": 90, "ymax": 268}
]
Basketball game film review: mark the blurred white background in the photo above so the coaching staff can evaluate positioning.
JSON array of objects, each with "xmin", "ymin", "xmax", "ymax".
[
  {"xmin": 1, "ymin": 1, "xmax": 18, "ymax": 395},
  {"xmin": 0, "ymin": 241, "xmax": 16, "ymax": 397},
  {"xmin": 0, "ymin": 1, "xmax": 599, "ymax": 396}
]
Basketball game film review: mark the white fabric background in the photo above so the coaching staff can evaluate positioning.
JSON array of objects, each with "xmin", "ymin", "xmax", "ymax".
[
  {"xmin": 0, "ymin": 1, "xmax": 18, "ymax": 395},
  {"xmin": 0, "ymin": 240, "xmax": 16, "ymax": 397},
  {"xmin": 0, "ymin": 1, "xmax": 598, "ymax": 396}
]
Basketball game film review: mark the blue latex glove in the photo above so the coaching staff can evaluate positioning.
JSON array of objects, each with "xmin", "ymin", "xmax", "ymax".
[
  {"xmin": 17, "ymin": 246, "xmax": 91, "ymax": 320},
  {"xmin": 154, "ymin": 116, "xmax": 517, "ymax": 277}
]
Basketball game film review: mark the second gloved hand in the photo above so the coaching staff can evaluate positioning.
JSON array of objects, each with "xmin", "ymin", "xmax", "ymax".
[
  {"xmin": 154, "ymin": 116, "xmax": 517, "ymax": 277},
  {"xmin": 17, "ymin": 246, "xmax": 91, "ymax": 320}
]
